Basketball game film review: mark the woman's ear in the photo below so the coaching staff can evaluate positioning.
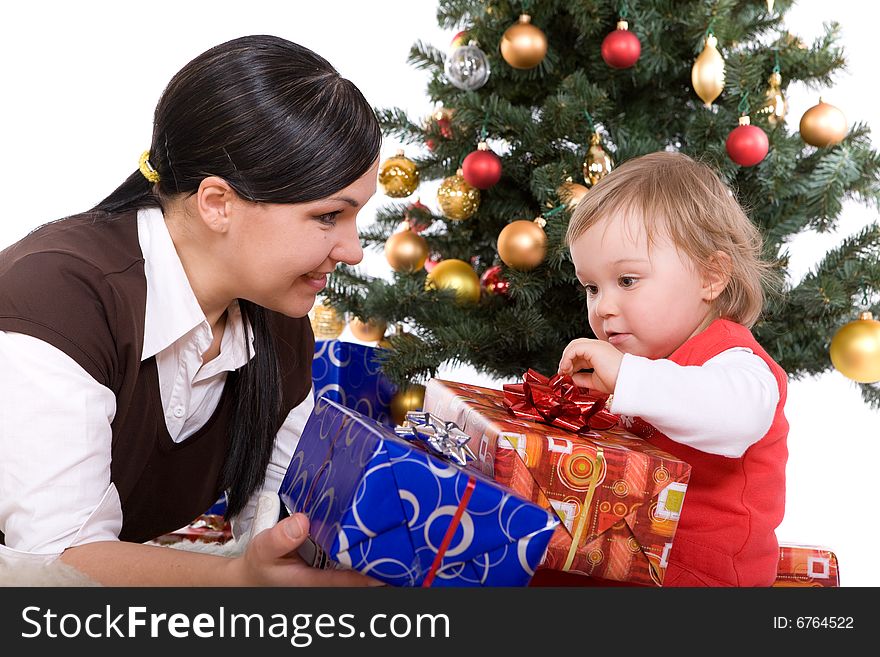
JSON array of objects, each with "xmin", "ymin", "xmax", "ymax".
[
  {"xmin": 702, "ymin": 251, "xmax": 733, "ymax": 302},
  {"xmin": 196, "ymin": 176, "xmax": 236, "ymax": 234}
]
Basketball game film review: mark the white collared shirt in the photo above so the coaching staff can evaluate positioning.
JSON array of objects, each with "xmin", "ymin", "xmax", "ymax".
[{"xmin": 0, "ymin": 207, "xmax": 313, "ymax": 560}]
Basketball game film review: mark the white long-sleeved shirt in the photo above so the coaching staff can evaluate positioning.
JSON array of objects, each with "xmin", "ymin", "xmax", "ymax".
[
  {"xmin": 610, "ymin": 349, "xmax": 780, "ymax": 458},
  {"xmin": 0, "ymin": 207, "xmax": 313, "ymax": 561}
]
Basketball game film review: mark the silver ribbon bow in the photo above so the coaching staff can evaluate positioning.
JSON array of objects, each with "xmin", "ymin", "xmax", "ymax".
[{"xmin": 394, "ymin": 410, "xmax": 477, "ymax": 467}]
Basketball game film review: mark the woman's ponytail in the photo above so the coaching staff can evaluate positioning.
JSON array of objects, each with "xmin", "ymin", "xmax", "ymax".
[{"xmin": 91, "ymin": 168, "xmax": 161, "ymax": 214}]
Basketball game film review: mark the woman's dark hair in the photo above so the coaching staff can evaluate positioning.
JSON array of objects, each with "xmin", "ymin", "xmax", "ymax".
[{"xmin": 92, "ymin": 35, "xmax": 382, "ymax": 518}]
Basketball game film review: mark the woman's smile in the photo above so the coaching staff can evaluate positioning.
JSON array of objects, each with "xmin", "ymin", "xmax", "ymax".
[{"xmin": 301, "ymin": 271, "xmax": 328, "ymax": 290}]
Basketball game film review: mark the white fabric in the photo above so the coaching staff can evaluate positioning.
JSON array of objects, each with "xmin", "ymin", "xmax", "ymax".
[
  {"xmin": 0, "ymin": 207, "xmax": 311, "ymax": 558},
  {"xmin": 140, "ymin": 206, "xmax": 257, "ymax": 442},
  {"xmin": 0, "ymin": 333, "xmax": 117, "ymax": 555},
  {"xmin": 610, "ymin": 347, "xmax": 780, "ymax": 458}
]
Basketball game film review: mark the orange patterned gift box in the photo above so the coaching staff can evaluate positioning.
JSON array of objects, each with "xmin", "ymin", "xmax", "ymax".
[
  {"xmin": 772, "ymin": 544, "xmax": 840, "ymax": 587},
  {"xmin": 423, "ymin": 378, "xmax": 691, "ymax": 586}
]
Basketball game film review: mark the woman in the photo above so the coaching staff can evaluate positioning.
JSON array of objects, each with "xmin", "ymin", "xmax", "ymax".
[{"xmin": 0, "ymin": 35, "xmax": 381, "ymax": 585}]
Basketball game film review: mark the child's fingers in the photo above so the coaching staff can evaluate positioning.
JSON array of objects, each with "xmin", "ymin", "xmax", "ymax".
[
  {"xmin": 560, "ymin": 343, "xmax": 593, "ymax": 371},
  {"xmin": 571, "ymin": 371, "xmax": 594, "ymax": 389}
]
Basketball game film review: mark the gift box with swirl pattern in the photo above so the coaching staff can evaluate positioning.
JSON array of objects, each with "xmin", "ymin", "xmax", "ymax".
[
  {"xmin": 312, "ymin": 340, "xmax": 397, "ymax": 427},
  {"xmin": 279, "ymin": 397, "xmax": 559, "ymax": 587}
]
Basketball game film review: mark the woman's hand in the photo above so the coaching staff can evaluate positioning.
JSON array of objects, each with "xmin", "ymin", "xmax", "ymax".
[
  {"xmin": 558, "ymin": 338, "xmax": 624, "ymax": 394},
  {"xmin": 231, "ymin": 513, "xmax": 383, "ymax": 586}
]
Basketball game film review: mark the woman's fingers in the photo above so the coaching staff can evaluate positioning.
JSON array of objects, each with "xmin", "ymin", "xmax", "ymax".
[
  {"xmin": 251, "ymin": 514, "xmax": 310, "ymax": 563},
  {"xmin": 244, "ymin": 513, "xmax": 384, "ymax": 586}
]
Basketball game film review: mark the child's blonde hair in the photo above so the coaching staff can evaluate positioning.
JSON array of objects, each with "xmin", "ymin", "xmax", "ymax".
[{"xmin": 565, "ymin": 151, "xmax": 778, "ymax": 328}]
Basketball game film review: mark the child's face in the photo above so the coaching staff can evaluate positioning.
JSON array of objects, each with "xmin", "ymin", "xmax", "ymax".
[{"xmin": 570, "ymin": 213, "xmax": 715, "ymax": 359}]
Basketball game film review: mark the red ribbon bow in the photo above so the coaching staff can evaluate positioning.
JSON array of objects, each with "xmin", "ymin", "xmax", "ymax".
[{"xmin": 502, "ymin": 369, "xmax": 618, "ymax": 432}]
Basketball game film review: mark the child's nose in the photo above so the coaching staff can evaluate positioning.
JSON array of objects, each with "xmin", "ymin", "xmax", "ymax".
[{"xmin": 594, "ymin": 291, "xmax": 618, "ymax": 318}]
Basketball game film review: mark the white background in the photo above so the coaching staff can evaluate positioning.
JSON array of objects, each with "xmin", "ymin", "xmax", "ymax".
[{"xmin": 1, "ymin": 1, "xmax": 877, "ymax": 585}]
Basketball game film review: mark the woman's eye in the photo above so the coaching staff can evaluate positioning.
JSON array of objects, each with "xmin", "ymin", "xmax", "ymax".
[
  {"xmin": 316, "ymin": 211, "xmax": 341, "ymax": 226},
  {"xmin": 619, "ymin": 276, "xmax": 637, "ymax": 288}
]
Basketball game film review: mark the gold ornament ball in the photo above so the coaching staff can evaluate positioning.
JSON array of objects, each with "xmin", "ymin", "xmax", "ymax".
[
  {"xmin": 691, "ymin": 34, "xmax": 725, "ymax": 107},
  {"xmin": 378, "ymin": 150, "xmax": 420, "ymax": 198},
  {"xmin": 385, "ymin": 230, "xmax": 429, "ymax": 272},
  {"xmin": 310, "ymin": 303, "xmax": 345, "ymax": 339},
  {"xmin": 390, "ymin": 384, "xmax": 427, "ymax": 426},
  {"xmin": 349, "ymin": 316, "xmax": 387, "ymax": 342},
  {"xmin": 497, "ymin": 219, "xmax": 547, "ymax": 271},
  {"xmin": 500, "ymin": 14, "xmax": 548, "ymax": 70},
  {"xmin": 799, "ymin": 99, "xmax": 848, "ymax": 148},
  {"xmin": 558, "ymin": 181, "xmax": 589, "ymax": 211},
  {"xmin": 583, "ymin": 133, "xmax": 613, "ymax": 187},
  {"xmin": 437, "ymin": 169, "xmax": 480, "ymax": 220},
  {"xmin": 829, "ymin": 312, "xmax": 880, "ymax": 383},
  {"xmin": 425, "ymin": 258, "xmax": 481, "ymax": 304}
]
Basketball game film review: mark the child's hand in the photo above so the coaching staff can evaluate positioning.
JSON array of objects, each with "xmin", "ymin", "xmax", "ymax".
[{"xmin": 558, "ymin": 338, "xmax": 624, "ymax": 394}]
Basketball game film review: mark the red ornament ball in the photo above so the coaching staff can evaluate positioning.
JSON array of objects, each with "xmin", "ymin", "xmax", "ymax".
[
  {"xmin": 601, "ymin": 21, "xmax": 641, "ymax": 69},
  {"xmin": 424, "ymin": 252, "xmax": 442, "ymax": 272},
  {"xmin": 436, "ymin": 114, "xmax": 453, "ymax": 139},
  {"xmin": 462, "ymin": 144, "xmax": 502, "ymax": 189},
  {"xmin": 404, "ymin": 199, "xmax": 432, "ymax": 233},
  {"xmin": 450, "ymin": 30, "xmax": 468, "ymax": 49},
  {"xmin": 426, "ymin": 107, "xmax": 454, "ymax": 152},
  {"xmin": 726, "ymin": 119, "xmax": 769, "ymax": 167},
  {"xmin": 480, "ymin": 265, "xmax": 509, "ymax": 296}
]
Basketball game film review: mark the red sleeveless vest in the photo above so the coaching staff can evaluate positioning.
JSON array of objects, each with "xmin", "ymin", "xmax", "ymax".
[{"xmin": 633, "ymin": 319, "xmax": 788, "ymax": 586}]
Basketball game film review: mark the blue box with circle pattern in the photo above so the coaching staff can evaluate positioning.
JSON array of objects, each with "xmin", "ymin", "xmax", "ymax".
[
  {"xmin": 279, "ymin": 396, "xmax": 559, "ymax": 587},
  {"xmin": 312, "ymin": 340, "xmax": 397, "ymax": 427}
]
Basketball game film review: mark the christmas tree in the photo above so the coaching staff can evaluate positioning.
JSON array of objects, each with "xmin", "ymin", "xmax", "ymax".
[{"xmin": 323, "ymin": 0, "xmax": 880, "ymax": 408}]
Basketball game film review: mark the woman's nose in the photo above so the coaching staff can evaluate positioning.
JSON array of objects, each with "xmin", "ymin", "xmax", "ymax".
[{"xmin": 334, "ymin": 220, "xmax": 364, "ymax": 266}]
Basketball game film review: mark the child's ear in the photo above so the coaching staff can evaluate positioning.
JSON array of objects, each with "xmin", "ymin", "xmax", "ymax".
[{"xmin": 702, "ymin": 251, "xmax": 732, "ymax": 302}]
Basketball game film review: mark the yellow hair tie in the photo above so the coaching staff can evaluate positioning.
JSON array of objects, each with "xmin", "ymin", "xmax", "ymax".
[{"xmin": 138, "ymin": 150, "xmax": 161, "ymax": 183}]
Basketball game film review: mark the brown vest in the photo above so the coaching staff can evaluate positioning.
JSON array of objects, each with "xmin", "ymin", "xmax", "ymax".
[{"xmin": 0, "ymin": 210, "xmax": 314, "ymax": 543}]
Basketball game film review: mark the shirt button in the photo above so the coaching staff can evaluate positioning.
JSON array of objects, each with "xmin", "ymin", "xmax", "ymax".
[{"xmin": 173, "ymin": 406, "xmax": 185, "ymax": 418}]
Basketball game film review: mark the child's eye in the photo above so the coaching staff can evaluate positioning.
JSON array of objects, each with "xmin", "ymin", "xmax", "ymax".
[
  {"xmin": 619, "ymin": 276, "xmax": 638, "ymax": 288},
  {"xmin": 584, "ymin": 284, "xmax": 599, "ymax": 295},
  {"xmin": 315, "ymin": 211, "xmax": 341, "ymax": 226}
]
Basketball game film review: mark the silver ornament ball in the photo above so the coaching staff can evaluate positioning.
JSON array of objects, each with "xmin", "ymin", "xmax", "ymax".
[{"xmin": 444, "ymin": 45, "xmax": 491, "ymax": 91}]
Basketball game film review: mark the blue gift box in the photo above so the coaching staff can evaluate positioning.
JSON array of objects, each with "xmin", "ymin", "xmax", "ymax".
[
  {"xmin": 279, "ymin": 397, "xmax": 559, "ymax": 587},
  {"xmin": 313, "ymin": 340, "xmax": 397, "ymax": 426},
  {"xmin": 204, "ymin": 494, "xmax": 227, "ymax": 517}
]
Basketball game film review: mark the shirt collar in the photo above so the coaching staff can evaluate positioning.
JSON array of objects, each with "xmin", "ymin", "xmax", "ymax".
[{"xmin": 137, "ymin": 207, "xmax": 255, "ymax": 363}]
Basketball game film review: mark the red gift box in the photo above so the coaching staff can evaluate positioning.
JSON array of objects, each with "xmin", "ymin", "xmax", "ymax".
[
  {"xmin": 772, "ymin": 544, "xmax": 840, "ymax": 587},
  {"xmin": 152, "ymin": 514, "xmax": 233, "ymax": 546},
  {"xmin": 424, "ymin": 376, "xmax": 691, "ymax": 586}
]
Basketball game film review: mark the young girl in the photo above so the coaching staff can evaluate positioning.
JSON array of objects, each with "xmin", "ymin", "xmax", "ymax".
[
  {"xmin": 0, "ymin": 35, "xmax": 382, "ymax": 586},
  {"xmin": 558, "ymin": 151, "xmax": 787, "ymax": 587}
]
